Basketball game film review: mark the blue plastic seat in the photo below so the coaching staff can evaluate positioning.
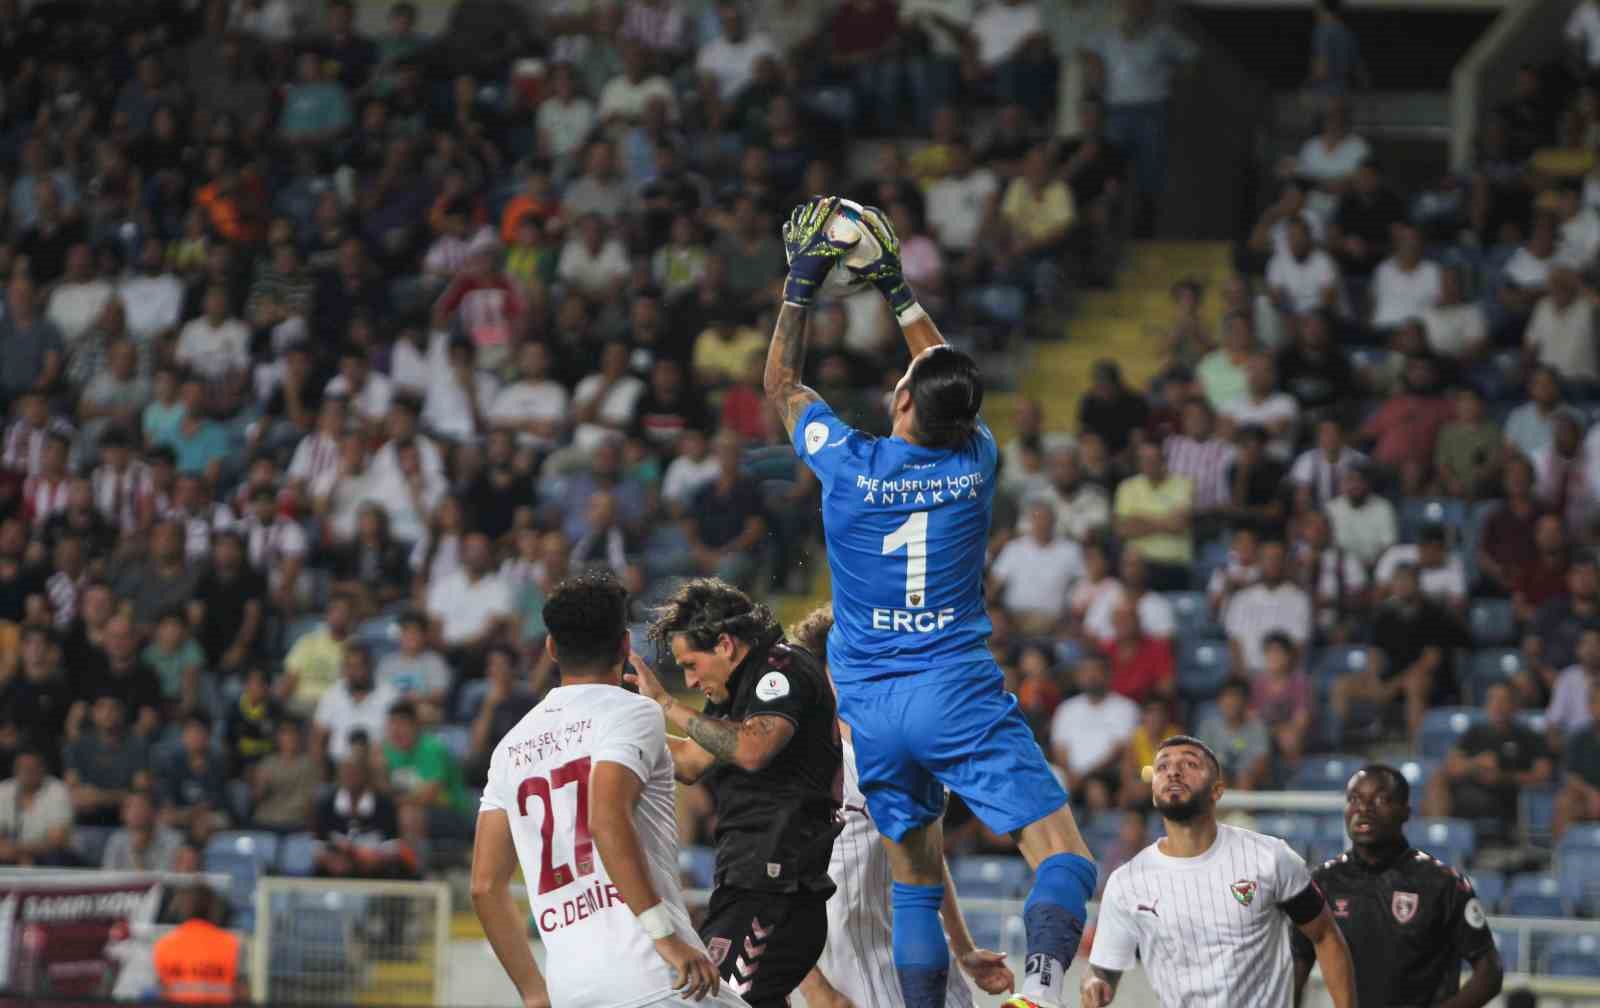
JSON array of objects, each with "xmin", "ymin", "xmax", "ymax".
[
  {"xmin": 1522, "ymin": 788, "xmax": 1557, "ymax": 845},
  {"xmin": 74, "ymin": 825, "xmax": 114, "ymax": 867},
  {"xmin": 1421, "ymin": 708, "xmax": 1484, "ymax": 759},
  {"xmin": 1406, "ymin": 818, "xmax": 1477, "ymax": 868},
  {"xmin": 1289, "ymin": 755, "xmax": 1365, "ymax": 791},
  {"xmin": 1165, "ymin": 591, "xmax": 1220, "ymax": 641},
  {"xmin": 1544, "ymin": 934, "xmax": 1600, "ymax": 977},
  {"xmin": 1505, "ymin": 875, "xmax": 1563, "ymax": 917},
  {"xmin": 1177, "ymin": 640, "xmax": 1231, "ymax": 702},
  {"xmin": 951, "ymin": 856, "xmax": 1032, "ymax": 900},
  {"xmin": 678, "ymin": 845, "xmax": 716, "ymax": 889},
  {"xmin": 1395, "ymin": 758, "xmax": 1435, "ymax": 794},
  {"xmin": 1466, "ymin": 649, "xmax": 1525, "ymax": 703},
  {"xmin": 1253, "ymin": 814, "xmax": 1319, "ymax": 859},
  {"xmin": 1467, "ymin": 598, "xmax": 1517, "ymax": 646},
  {"xmin": 1314, "ymin": 646, "xmax": 1370, "ymax": 687},
  {"xmin": 1399, "ymin": 497, "xmax": 1467, "ymax": 544},
  {"xmin": 1560, "ymin": 823, "xmax": 1600, "ymax": 850},
  {"xmin": 1468, "ymin": 870, "xmax": 1504, "ymax": 913},
  {"xmin": 276, "ymin": 833, "xmax": 318, "ymax": 877},
  {"xmin": 1557, "ymin": 841, "xmax": 1600, "ymax": 914}
]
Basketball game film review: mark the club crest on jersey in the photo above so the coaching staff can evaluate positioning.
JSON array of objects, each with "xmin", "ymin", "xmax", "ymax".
[
  {"xmin": 1230, "ymin": 880, "xmax": 1257, "ymax": 906},
  {"xmin": 1332, "ymin": 898, "xmax": 1350, "ymax": 919},
  {"xmin": 755, "ymin": 673, "xmax": 790, "ymax": 702},
  {"xmin": 706, "ymin": 937, "xmax": 731, "ymax": 966},
  {"xmin": 804, "ymin": 422, "xmax": 829, "ymax": 455},
  {"xmin": 1392, "ymin": 891, "xmax": 1419, "ymax": 923}
]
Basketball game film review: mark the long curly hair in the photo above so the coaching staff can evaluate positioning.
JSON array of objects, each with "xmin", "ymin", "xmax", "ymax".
[
  {"xmin": 788, "ymin": 604, "xmax": 833, "ymax": 664},
  {"xmin": 648, "ymin": 578, "xmax": 780, "ymax": 653}
]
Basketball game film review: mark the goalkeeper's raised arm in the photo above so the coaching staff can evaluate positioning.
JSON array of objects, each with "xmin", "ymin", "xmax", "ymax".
[{"xmin": 848, "ymin": 203, "xmax": 950, "ymax": 357}]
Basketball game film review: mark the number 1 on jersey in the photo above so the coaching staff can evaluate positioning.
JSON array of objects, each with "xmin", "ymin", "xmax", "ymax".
[{"xmin": 881, "ymin": 511, "xmax": 928, "ymax": 609}]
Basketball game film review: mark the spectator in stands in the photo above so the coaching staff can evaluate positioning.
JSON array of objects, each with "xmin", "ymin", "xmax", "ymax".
[
  {"xmin": 1114, "ymin": 440, "xmax": 1194, "ymax": 590},
  {"xmin": 382, "ymin": 700, "xmax": 470, "ymax": 862},
  {"xmin": 159, "ymin": 712, "xmax": 229, "ymax": 838},
  {"xmin": 187, "ymin": 530, "xmax": 264, "ymax": 683},
  {"xmin": 1224, "ymin": 539, "xmax": 1312, "ymax": 676},
  {"xmin": 1497, "ymin": 212, "xmax": 1558, "ymax": 339},
  {"xmin": 84, "ymin": 614, "xmax": 163, "ymax": 736},
  {"xmin": 1533, "ymin": 411, "xmax": 1596, "ymax": 541},
  {"xmin": 1164, "ymin": 398, "xmax": 1235, "ymax": 529},
  {"xmin": 1328, "ymin": 158, "xmax": 1405, "ymax": 279},
  {"xmin": 1120, "ymin": 697, "xmax": 1181, "ymax": 810},
  {"xmin": 989, "ymin": 502, "xmax": 1084, "ymax": 635},
  {"xmin": 1525, "ymin": 258, "xmax": 1598, "ymax": 383},
  {"xmin": 1267, "ymin": 216, "xmax": 1341, "ymax": 317},
  {"xmin": 1196, "ymin": 677, "xmax": 1271, "ymax": 791},
  {"xmin": 64, "ymin": 695, "xmax": 152, "ymax": 828},
  {"xmin": 1547, "ymin": 626, "xmax": 1600, "ymax": 746},
  {"xmin": 0, "ymin": 627, "xmax": 73, "ymax": 764},
  {"xmin": 1102, "ymin": 600, "xmax": 1174, "ymax": 706},
  {"xmin": 313, "ymin": 643, "xmax": 398, "ymax": 767},
  {"xmin": 1291, "ymin": 418, "xmax": 1366, "ymax": 514},
  {"xmin": 1433, "ymin": 385, "xmax": 1503, "ymax": 500},
  {"xmin": 1510, "ymin": 513, "xmax": 1571, "ymax": 623},
  {"xmin": 0, "ymin": 749, "xmax": 75, "ymax": 866},
  {"xmin": 683, "ymin": 432, "xmax": 767, "ymax": 589},
  {"xmin": 1357, "ymin": 353, "xmax": 1453, "ymax": 495},
  {"xmin": 1375, "ymin": 523, "xmax": 1468, "ymax": 613},
  {"xmin": 1335, "ymin": 563, "xmax": 1465, "ymax": 743},
  {"xmin": 1195, "ymin": 311, "xmax": 1253, "ymax": 414},
  {"xmin": 1078, "ymin": 359, "xmax": 1149, "ymax": 458},
  {"xmin": 281, "ymin": 592, "xmax": 355, "ymax": 717},
  {"xmin": 1255, "ymin": 632, "xmax": 1315, "ymax": 773},
  {"xmin": 0, "ymin": 272, "xmax": 65, "ymax": 405},
  {"xmin": 378, "ymin": 614, "xmax": 451, "ymax": 724},
  {"xmin": 102, "ymin": 790, "xmax": 181, "ymax": 871},
  {"xmin": 314, "ymin": 752, "xmax": 414, "ymax": 879},
  {"xmin": 1424, "ymin": 683, "xmax": 1552, "ymax": 837},
  {"xmin": 1554, "ymin": 681, "xmax": 1600, "ymax": 840},
  {"xmin": 1293, "ymin": 97, "xmax": 1369, "ymax": 220},
  {"xmin": 489, "ymin": 341, "xmax": 569, "ymax": 455},
  {"xmin": 1275, "ymin": 309, "xmax": 1359, "ymax": 428},
  {"xmin": 224, "ymin": 667, "xmax": 282, "ymax": 777},
  {"xmin": 425, "ymin": 531, "xmax": 512, "ymax": 678},
  {"xmin": 146, "ymin": 609, "xmax": 205, "ymax": 718},
  {"xmin": 1369, "ymin": 222, "xmax": 1441, "ymax": 333},
  {"xmin": 997, "ymin": 144, "xmax": 1076, "ymax": 306},
  {"xmin": 1049, "ymin": 654, "xmax": 1138, "ymax": 812},
  {"xmin": 1025, "ymin": 447, "xmax": 1112, "ymax": 544},
  {"xmin": 1506, "ymin": 366, "xmax": 1571, "ymax": 464},
  {"xmin": 1326, "ymin": 464, "xmax": 1397, "ymax": 569},
  {"xmin": 1221, "ymin": 424, "xmax": 1288, "ymax": 536},
  {"xmin": 1207, "ymin": 527, "xmax": 1262, "ymax": 615},
  {"xmin": 1524, "ymin": 556, "xmax": 1600, "ymax": 706},
  {"xmin": 251, "ymin": 719, "xmax": 319, "ymax": 834},
  {"xmin": 1422, "ymin": 265, "xmax": 1489, "ymax": 363}
]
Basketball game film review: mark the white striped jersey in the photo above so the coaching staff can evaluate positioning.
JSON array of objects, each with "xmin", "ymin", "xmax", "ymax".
[
  {"xmin": 815, "ymin": 738, "xmax": 975, "ymax": 1008},
  {"xmin": 1090, "ymin": 823, "xmax": 1314, "ymax": 1008}
]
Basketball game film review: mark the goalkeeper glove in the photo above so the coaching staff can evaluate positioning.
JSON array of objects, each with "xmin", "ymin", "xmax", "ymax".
[
  {"xmin": 849, "ymin": 204, "xmax": 921, "ymax": 323},
  {"xmin": 781, "ymin": 196, "xmax": 856, "ymax": 309}
]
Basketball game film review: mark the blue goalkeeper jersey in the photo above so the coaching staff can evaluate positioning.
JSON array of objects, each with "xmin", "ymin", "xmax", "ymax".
[{"xmin": 791, "ymin": 398, "xmax": 996, "ymax": 686}]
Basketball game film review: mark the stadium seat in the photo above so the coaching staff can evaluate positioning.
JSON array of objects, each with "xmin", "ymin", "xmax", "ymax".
[
  {"xmin": 1165, "ymin": 592, "xmax": 1220, "ymax": 641},
  {"xmin": 950, "ymin": 856, "xmax": 1032, "ymax": 900},
  {"xmin": 1289, "ymin": 754, "xmax": 1365, "ymax": 791},
  {"xmin": 1253, "ymin": 814, "xmax": 1319, "ymax": 859},
  {"xmin": 1313, "ymin": 646, "xmax": 1369, "ymax": 688},
  {"xmin": 1420, "ymin": 708, "xmax": 1484, "ymax": 759},
  {"xmin": 1396, "ymin": 758, "xmax": 1434, "ymax": 794},
  {"xmin": 1466, "ymin": 649, "xmax": 1525, "ymax": 704},
  {"xmin": 1466, "ymin": 598, "xmax": 1517, "ymax": 647},
  {"xmin": 1560, "ymin": 823, "xmax": 1600, "ymax": 851},
  {"xmin": 1399, "ymin": 497, "xmax": 1467, "ymax": 544},
  {"xmin": 1406, "ymin": 818, "xmax": 1476, "ymax": 867},
  {"xmin": 1468, "ymin": 870, "xmax": 1504, "ymax": 913},
  {"xmin": 277, "ymin": 833, "xmax": 318, "ymax": 878},
  {"xmin": 205, "ymin": 832, "xmax": 280, "ymax": 919},
  {"xmin": 1491, "ymin": 928, "xmax": 1520, "ymax": 973},
  {"xmin": 1544, "ymin": 934, "xmax": 1600, "ymax": 978},
  {"xmin": 74, "ymin": 825, "xmax": 114, "ymax": 867},
  {"xmin": 678, "ymin": 846, "xmax": 716, "ymax": 890},
  {"xmin": 1505, "ymin": 875, "xmax": 1563, "ymax": 917},
  {"xmin": 1176, "ymin": 640, "xmax": 1230, "ymax": 702},
  {"xmin": 1521, "ymin": 788, "xmax": 1557, "ymax": 847}
]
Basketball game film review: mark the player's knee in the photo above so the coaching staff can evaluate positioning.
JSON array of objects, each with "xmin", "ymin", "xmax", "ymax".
[{"xmin": 884, "ymin": 826, "xmax": 945, "ymax": 885}]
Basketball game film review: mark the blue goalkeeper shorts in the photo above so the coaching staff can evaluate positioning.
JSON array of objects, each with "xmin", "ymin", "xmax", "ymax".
[{"xmin": 837, "ymin": 660, "xmax": 1069, "ymax": 842}]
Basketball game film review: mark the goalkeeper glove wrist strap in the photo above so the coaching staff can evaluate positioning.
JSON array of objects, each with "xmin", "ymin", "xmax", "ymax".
[{"xmin": 896, "ymin": 302, "xmax": 927, "ymax": 326}]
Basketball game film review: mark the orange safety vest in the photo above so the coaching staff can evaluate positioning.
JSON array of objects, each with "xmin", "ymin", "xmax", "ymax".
[{"xmin": 153, "ymin": 919, "xmax": 240, "ymax": 1004}]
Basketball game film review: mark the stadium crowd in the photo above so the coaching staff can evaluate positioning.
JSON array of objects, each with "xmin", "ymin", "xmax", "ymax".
[{"xmin": 0, "ymin": 0, "xmax": 1595, "ymax": 938}]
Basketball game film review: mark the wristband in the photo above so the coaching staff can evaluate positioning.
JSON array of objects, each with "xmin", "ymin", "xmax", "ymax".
[
  {"xmin": 896, "ymin": 302, "xmax": 927, "ymax": 326},
  {"xmin": 638, "ymin": 902, "xmax": 675, "ymax": 940}
]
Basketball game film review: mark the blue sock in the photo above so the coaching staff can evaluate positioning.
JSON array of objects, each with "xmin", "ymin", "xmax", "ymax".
[
  {"xmin": 892, "ymin": 881, "xmax": 948, "ymax": 1008},
  {"xmin": 1021, "ymin": 853, "xmax": 1095, "ymax": 1004}
]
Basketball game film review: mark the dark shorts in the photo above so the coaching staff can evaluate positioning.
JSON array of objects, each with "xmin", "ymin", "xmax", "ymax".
[{"xmin": 699, "ymin": 886, "xmax": 828, "ymax": 1008}]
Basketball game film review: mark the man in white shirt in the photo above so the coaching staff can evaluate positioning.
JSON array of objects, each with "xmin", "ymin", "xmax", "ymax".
[
  {"xmin": 422, "ymin": 337, "xmax": 500, "ymax": 443},
  {"xmin": 312, "ymin": 644, "xmax": 400, "ymax": 764},
  {"xmin": 599, "ymin": 42, "xmax": 677, "ymax": 124},
  {"xmin": 489, "ymin": 341, "xmax": 569, "ymax": 452},
  {"xmin": 46, "ymin": 243, "xmax": 113, "ymax": 349},
  {"xmin": 325, "ymin": 346, "xmax": 395, "ymax": 430},
  {"xmin": 471, "ymin": 574, "xmax": 737, "ymax": 1008},
  {"xmin": 1267, "ymin": 216, "xmax": 1341, "ymax": 317},
  {"xmin": 1558, "ymin": 182, "xmax": 1600, "ymax": 269},
  {"xmin": 1049, "ymin": 654, "xmax": 1139, "ymax": 811},
  {"xmin": 1294, "ymin": 98, "xmax": 1370, "ymax": 222},
  {"xmin": 1289, "ymin": 418, "xmax": 1366, "ymax": 512},
  {"xmin": 1223, "ymin": 540, "xmax": 1311, "ymax": 675},
  {"xmin": 0, "ymin": 750, "xmax": 74, "ymax": 866},
  {"xmin": 988, "ymin": 502, "xmax": 1084, "ymax": 634},
  {"xmin": 1374, "ymin": 523, "xmax": 1467, "ymax": 612},
  {"xmin": 1083, "ymin": 736, "xmax": 1356, "ymax": 1008},
  {"xmin": 696, "ymin": 0, "xmax": 778, "ymax": 99},
  {"xmin": 1085, "ymin": 549, "xmax": 1177, "ymax": 643},
  {"xmin": 572, "ymin": 341, "xmax": 647, "ymax": 453},
  {"xmin": 118, "ymin": 237, "xmax": 184, "ymax": 341},
  {"xmin": 1369, "ymin": 222, "xmax": 1441, "ymax": 332},
  {"xmin": 1222, "ymin": 355, "xmax": 1300, "ymax": 460},
  {"xmin": 1325, "ymin": 465, "xmax": 1397, "ymax": 569},
  {"xmin": 176, "ymin": 286, "xmax": 251, "ymax": 383},
  {"xmin": 1570, "ymin": 0, "xmax": 1600, "ymax": 69},
  {"xmin": 661, "ymin": 429, "xmax": 720, "ymax": 516},
  {"xmin": 426, "ymin": 532, "xmax": 512, "ymax": 662},
  {"xmin": 925, "ymin": 140, "xmax": 1000, "ymax": 254},
  {"xmin": 1525, "ymin": 259, "xmax": 1599, "ymax": 383},
  {"xmin": 558, "ymin": 214, "xmax": 633, "ymax": 302},
  {"xmin": 1422, "ymin": 265, "xmax": 1488, "ymax": 361}
]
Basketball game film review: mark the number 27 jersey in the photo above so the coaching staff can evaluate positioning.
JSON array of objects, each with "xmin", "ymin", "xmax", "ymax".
[{"xmin": 793, "ymin": 399, "xmax": 997, "ymax": 686}]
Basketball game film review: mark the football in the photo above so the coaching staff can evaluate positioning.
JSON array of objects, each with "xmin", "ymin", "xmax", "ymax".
[{"xmin": 795, "ymin": 197, "xmax": 884, "ymax": 300}]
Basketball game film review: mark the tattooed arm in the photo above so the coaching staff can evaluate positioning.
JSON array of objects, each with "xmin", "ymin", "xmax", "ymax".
[
  {"xmin": 670, "ymin": 708, "xmax": 797, "ymax": 774},
  {"xmin": 763, "ymin": 303, "xmax": 824, "ymax": 436}
]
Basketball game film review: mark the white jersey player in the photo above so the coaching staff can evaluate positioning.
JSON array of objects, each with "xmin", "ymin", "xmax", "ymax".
[
  {"xmin": 790, "ymin": 606, "xmax": 1013, "ymax": 1008},
  {"xmin": 1082, "ymin": 735, "xmax": 1356, "ymax": 1008},
  {"xmin": 472, "ymin": 573, "xmax": 749, "ymax": 1008}
]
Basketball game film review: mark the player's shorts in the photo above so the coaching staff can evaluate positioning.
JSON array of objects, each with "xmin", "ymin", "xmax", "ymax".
[
  {"xmin": 699, "ymin": 886, "xmax": 828, "ymax": 1008},
  {"xmin": 838, "ymin": 660, "xmax": 1070, "ymax": 842}
]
